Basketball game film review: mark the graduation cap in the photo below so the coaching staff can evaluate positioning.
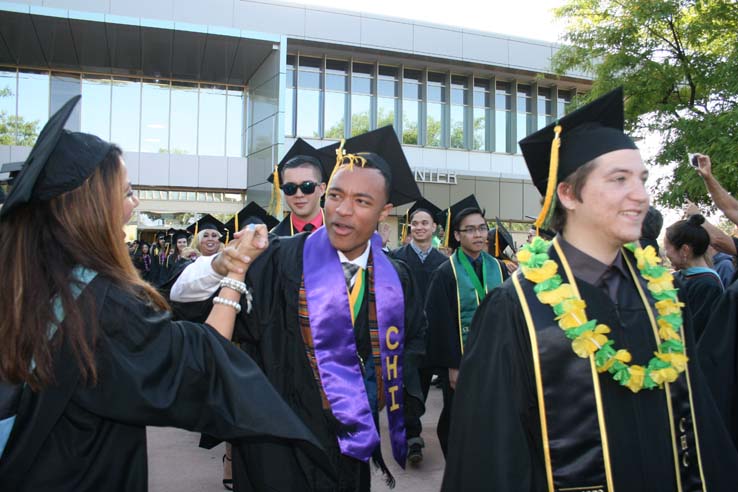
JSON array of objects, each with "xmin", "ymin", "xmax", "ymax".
[
  {"xmin": 171, "ymin": 229, "xmax": 189, "ymax": 243},
  {"xmin": 525, "ymin": 215, "xmax": 555, "ymax": 240},
  {"xmin": 186, "ymin": 213, "xmax": 226, "ymax": 238},
  {"xmin": 0, "ymin": 95, "xmax": 113, "ymax": 220},
  {"xmin": 439, "ymin": 194, "xmax": 482, "ymax": 249},
  {"xmin": 223, "ymin": 202, "xmax": 279, "ymax": 243},
  {"xmin": 319, "ymin": 126, "xmax": 422, "ymax": 207},
  {"xmin": 519, "ymin": 87, "xmax": 637, "ymax": 231},
  {"xmin": 0, "ymin": 161, "xmax": 24, "ymax": 184},
  {"xmin": 266, "ymin": 139, "xmax": 334, "ymax": 219},
  {"xmin": 401, "ymin": 198, "xmax": 443, "ymax": 243},
  {"xmin": 489, "ymin": 217, "xmax": 516, "ymax": 258}
]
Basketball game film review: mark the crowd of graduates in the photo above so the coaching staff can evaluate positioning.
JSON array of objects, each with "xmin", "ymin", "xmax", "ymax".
[{"xmin": 3, "ymin": 88, "xmax": 738, "ymax": 492}]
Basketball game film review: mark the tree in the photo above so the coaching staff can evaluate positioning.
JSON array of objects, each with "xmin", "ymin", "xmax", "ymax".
[
  {"xmin": 552, "ymin": 0, "xmax": 738, "ymax": 209},
  {"xmin": 0, "ymin": 88, "xmax": 39, "ymax": 146}
]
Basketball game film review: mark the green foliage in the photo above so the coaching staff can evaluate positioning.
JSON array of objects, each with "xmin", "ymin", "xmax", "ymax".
[
  {"xmin": 552, "ymin": 0, "xmax": 738, "ymax": 209},
  {"xmin": 0, "ymin": 87, "xmax": 39, "ymax": 146}
]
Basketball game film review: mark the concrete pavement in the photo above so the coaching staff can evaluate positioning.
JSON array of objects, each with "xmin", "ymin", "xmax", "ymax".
[{"xmin": 147, "ymin": 383, "xmax": 445, "ymax": 491}]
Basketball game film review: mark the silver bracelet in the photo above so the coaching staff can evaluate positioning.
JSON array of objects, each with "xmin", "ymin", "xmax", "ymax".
[
  {"xmin": 213, "ymin": 296, "xmax": 242, "ymax": 313},
  {"xmin": 219, "ymin": 277, "xmax": 247, "ymax": 294}
]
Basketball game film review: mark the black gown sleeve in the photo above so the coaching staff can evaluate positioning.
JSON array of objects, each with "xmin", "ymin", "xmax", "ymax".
[
  {"xmin": 73, "ymin": 280, "xmax": 321, "ymax": 449},
  {"xmin": 442, "ymin": 284, "xmax": 546, "ymax": 492},
  {"xmin": 393, "ymin": 259, "xmax": 427, "ymax": 404},
  {"xmin": 425, "ymin": 263, "xmax": 463, "ymax": 369},
  {"xmin": 697, "ymin": 280, "xmax": 738, "ymax": 450}
]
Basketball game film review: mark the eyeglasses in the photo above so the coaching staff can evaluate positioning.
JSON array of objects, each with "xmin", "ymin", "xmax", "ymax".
[
  {"xmin": 458, "ymin": 225, "xmax": 489, "ymax": 235},
  {"xmin": 281, "ymin": 181, "xmax": 319, "ymax": 196}
]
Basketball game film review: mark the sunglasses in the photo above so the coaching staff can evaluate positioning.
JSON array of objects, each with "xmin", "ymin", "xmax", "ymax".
[{"xmin": 281, "ymin": 181, "xmax": 319, "ymax": 196}]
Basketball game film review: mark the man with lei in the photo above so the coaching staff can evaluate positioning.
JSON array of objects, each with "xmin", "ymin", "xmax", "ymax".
[{"xmin": 442, "ymin": 88, "xmax": 738, "ymax": 491}]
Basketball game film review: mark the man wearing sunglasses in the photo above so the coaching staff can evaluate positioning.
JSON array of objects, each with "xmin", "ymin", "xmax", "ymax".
[
  {"xmin": 425, "ymin": 194, "xmax": 507, "ymax": 457},
  {"xmin": 268, "ymin": 139, "xmax": 333, "ymax": 236}
]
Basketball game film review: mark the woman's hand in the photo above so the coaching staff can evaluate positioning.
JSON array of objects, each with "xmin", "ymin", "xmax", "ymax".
[{"xmin": 212, "ymin": 224, "xmax": 269, "ymax": 278}]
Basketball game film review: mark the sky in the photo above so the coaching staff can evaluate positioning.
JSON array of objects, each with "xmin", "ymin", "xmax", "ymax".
[{"xmin": 285, "ymin": 0, "xmax": 567, "ymax": 43}]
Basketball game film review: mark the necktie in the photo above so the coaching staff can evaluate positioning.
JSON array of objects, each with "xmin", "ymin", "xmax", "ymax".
[
  {"xmin": 302, "ymin": 223, "xmax": 315, "ymax": 233},
  {"xmin": 342, "ymin": 261, "xmax": 360, "ymax": 289}
]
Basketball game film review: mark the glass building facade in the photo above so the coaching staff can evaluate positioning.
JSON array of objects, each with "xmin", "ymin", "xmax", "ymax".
[
  {"xmin": 283, "ymin": 53, "xmax": 575, "ymax": 154},
  {"xmin": 0, "ymin": 68, "xmax": 244, "ymax": 157}
]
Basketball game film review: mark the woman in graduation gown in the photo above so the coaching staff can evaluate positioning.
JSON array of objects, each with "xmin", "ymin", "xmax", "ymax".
[{"xmin": 0, "ymin": 97, "xmax": 324, "ymax": 492}]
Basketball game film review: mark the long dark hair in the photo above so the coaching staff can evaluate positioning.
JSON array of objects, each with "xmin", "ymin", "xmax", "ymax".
[{"xmin": 0, "ymin": 146, "xmax": 168, "ymax": 390}]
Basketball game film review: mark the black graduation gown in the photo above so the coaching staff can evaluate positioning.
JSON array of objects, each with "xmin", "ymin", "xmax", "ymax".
[
  {"xmin": 698, "ymin": 280, "xmax": 738, "ymax": 450},
  {"xmin": 157, "ymin": 256, "xmax": 193, "ymax": 301},
  {"xmin": 675, "ymin": 270, "xmax": 724, "ymax": 342},
  {"xmin": 389, "ymin": 244, "xmax": 447, "ymax": 308},
  {"xmin": 425, "ymin": 258, "xmax": 508, "ymax": 370},
  {"xmin": 0, "ymin": 276, "xmax": 324, "ymax": 492},
  {"xmin": 443, "ymin": 274, "xmax": 738, "ymax": 491},
  {"xmin": 179, "ymin": 233, "xmax": 426, "ymax": 491},
  {"xmin": 271, "ymin": 214, "xmax": 295, "ymax": 236}
]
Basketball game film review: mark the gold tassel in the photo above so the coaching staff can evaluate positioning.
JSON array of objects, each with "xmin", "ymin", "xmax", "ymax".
[
  {"xmin": 495, "ymin": 228, "xmax": 500, "ymax": 257},
  {"xmin": 400, "ymin": 211, "xmax": 409, "ymax": 243},
  {"xmin": 443, "ymin": 207, "xmax": 452, "ymax": 248},
  {"xmin": 326, "ymin": 139, "xmax": 368, "ymax": 192},
  {"xmin": 268, "ymin": 166, "xmax": 282, "ymax": 219},
  {"xmin": 194, "ymin": 221, "xmax": 199, "ymax": 238},
  {"xmin": 225, "ymin": 229, "xmax": 230, "ymax": 245},
  {"xmin": 235, "ymin": 213, "xmax": 239, "ymax": 234},
  {"xmin": 535, "ymin": 125, "xmax": 562, "ymax": 231}
]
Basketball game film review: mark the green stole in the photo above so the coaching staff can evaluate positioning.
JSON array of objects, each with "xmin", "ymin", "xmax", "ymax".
[
  {"xmin": 450, "ymin": 250, "xmax": 504, "ymax": 352},
  {"xmin": 511, "ymin": 237, "xmax": 705, "ymax": 492}
]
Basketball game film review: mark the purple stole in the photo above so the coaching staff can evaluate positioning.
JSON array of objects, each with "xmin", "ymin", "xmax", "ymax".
[{"xmin": 303, "ymin": 227, "xmax": 407, "ymax": 467}]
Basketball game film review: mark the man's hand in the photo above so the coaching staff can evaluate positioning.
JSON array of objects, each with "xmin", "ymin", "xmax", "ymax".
[
  {"xmin": 448, "ymin": 368, "xmax": 459, "ymax": 391},
  {"xmin": 212, "ymin": 224, "xmax": 269, "ymax": 277},
  {"xmin": 694, "ymin": 154, "xmax": 713, "ymax": 180},
  {"xmin": 379, "ymin": 222, "xmax": 391, "ymax": 246}
]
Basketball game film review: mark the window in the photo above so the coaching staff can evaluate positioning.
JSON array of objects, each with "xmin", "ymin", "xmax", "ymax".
[
  {"xmin": 426, "ymin": 72, "xmax": 446, "ymax": 147},
  {"xmin": 170, "ymin": 81, "xmax": 198, "ymax": 154},
  {"xmin": 50, "ymin": 73, "xmax": 80, "ymax": 130},
  {"xmin": 226, "ymin": 89, "xmax": 244, "ymax": 157},
  {"xmin": 377, "ymin": 65, "xmax": 398, "ymax": 131},
  {"xmin": 81, "ymin": 75, "xmax": 111, "ymax": 140},
  {"xmin": 516, "ymin": 84, "xmax": 534, "ymax": 152},
  {"xmin": 557, "ymin": 89, "xmax": 573, "ymax": 117},
  {"xmin": 140, "ymin": 81, "xmax": 170, "ymax": 153},
  {"xmin": 351, "ymin": 62, "xmax": 373, "ymax": 136},
  {"xmin": 450, "ymin": 75, "xmax": 468, "ymax": 149},
  {"xmin": 402, "ymin": 68, "xmax": 422, "ymax": 145},
  {"xmin": 472, "ymin": 78, "xmax": 490, "ymax": 151},
  {"xmin": 0, "ymin": 70, "xmax": 17, "ymax": 145},
  {"xmin": 296, "ymin": 56, "xmax": 321, "ymax": 138},
  {"xmin": 537, "ymin": 87, "xmax": 553, "ymax": 129},
  {"xmin": 17, "ymin": 71, "xmax": 49, "ymax": 145},
  {"xmin": 199, "ymin": 84, "xmax": 227, "ymax": 156},
  {"xmin": 324, "ymin": 59, "xmax": 347, "ymax": 139},
  {"xmin": 285, "ymin": 55, "xmax": 296, "ymax": 137},
  {"xmin": 111, "ymin": 77, "xmax": 141, "ymax": 152},
  {"xmin": 495, "ymin": 81, "xmax": 512, "ymax": 153}
]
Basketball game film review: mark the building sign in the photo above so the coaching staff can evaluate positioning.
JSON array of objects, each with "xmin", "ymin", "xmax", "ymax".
[{"xmin": 413, "ymin": 168, "xmax": 457, "ymax": 185}]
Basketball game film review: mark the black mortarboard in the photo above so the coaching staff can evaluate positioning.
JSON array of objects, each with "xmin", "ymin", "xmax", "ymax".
[
  {"xmin": 224, "ymin": 202, "xmax": 280, "ymax": 241},
  {"xmin": 266, "ymin": 138, "xmax": 335, "ymax": 219},
  {"xmin": 171, "ymin": 229, "xmax": 189, "ymax": 243},
  {"xmin": 186, "ymin": 214, "xmax": 226, "ymax": 238},
  {"xmin": 156, "ymin": 231, "xmax": 167, "ymax": 240},
  {"xmin": 489, "ymin": 217, "xmax": 516, "ymax": 257},
  {"xmin": 0, "ymin": 161, "xmax": 24, "ymax": 185},
  {"xmin": 525, "ymin": 215, "xmax": 555, "ymax": 239},
  {"xmin": 0, "ymin": 96, "xmax": 113, "ymax": 219},
  {"xmin": 519, "ymin": 87, "xmax": 637, "ymax": 229},
  {"xmin": 440, "ymin": 194, "xmax": 483, "ymax": 249},
  {"xmin": 267, "ymin": 138, "xmax": 333, "ymax": 184},
  {"xmin": 408, "ymin": 198, "xmax": 443, "ymax": 223},
  {"xmin": 319, "ymin": 126, "xmax": 422, "ymax": 207}
]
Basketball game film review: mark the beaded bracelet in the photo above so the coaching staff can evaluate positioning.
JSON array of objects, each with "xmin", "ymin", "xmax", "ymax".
[
  {"xmin": 219, "ymin": 277, "xmax": 247, "ymax": 294},
  {"xmin": 213, "ymin": 296, "xmax": 242, "ymax": 313}
]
